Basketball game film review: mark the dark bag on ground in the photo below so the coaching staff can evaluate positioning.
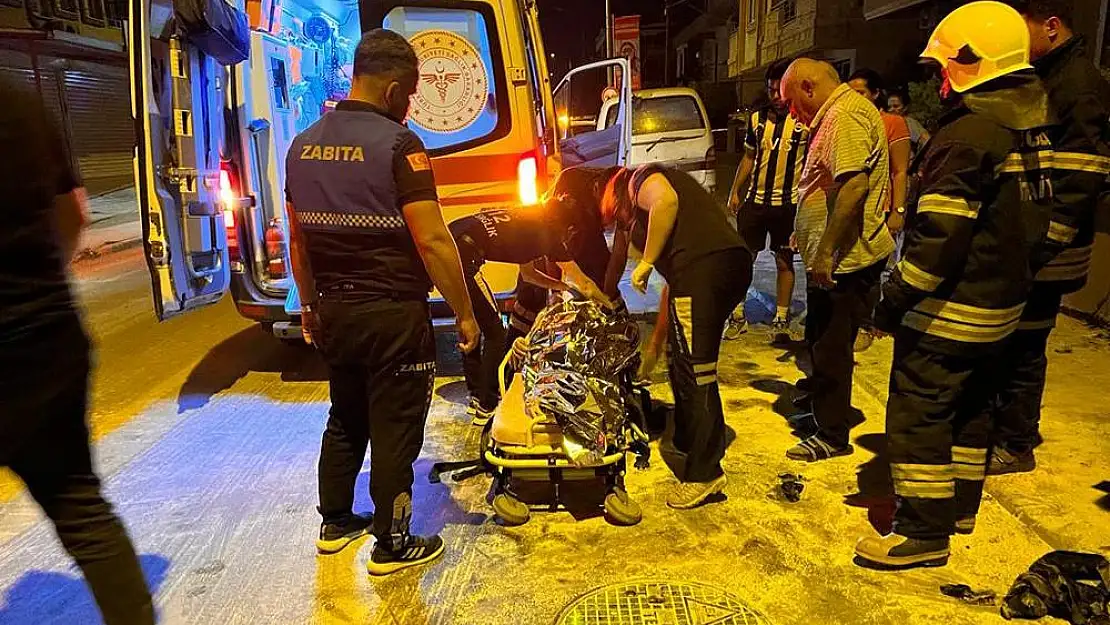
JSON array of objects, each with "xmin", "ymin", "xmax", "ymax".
[
  {"xmin": 1002, "ymin": 551, "xmax": 1110, "ymax": 625},
  {"xmin": 175, "ymin": 0, "xmax": 250, "ymax": 66}
]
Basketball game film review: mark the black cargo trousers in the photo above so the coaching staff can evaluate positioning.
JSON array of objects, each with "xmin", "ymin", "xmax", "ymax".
[
  {"xmin": 454, "ymin": 235, "xmax": 507, "ymax": 412},
  {"xmin": 666, "ymin": 248, "xmax": 752, "ymax": 483},
  {"xmin": 0, "ymin": 319, "xmax": 153, "ymax": 625},
  {"xmin": 315, "ymin": 296, "xmax": 436, "ymax": 550},
  {"xmin": 992, "ymin": 284, "xmax": 1062, "ymax": 455},
  {"xmin": 886, "ymin": 334, "xmax": 1005, "ymax": 539}
]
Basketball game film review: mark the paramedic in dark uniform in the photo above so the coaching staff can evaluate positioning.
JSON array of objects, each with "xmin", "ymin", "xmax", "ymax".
[
  {"xmin": 602, "ymin": 165, "xmax": 752, "ymax": 510},
  {"xmin": 284, "ymin": 29, "xmax": 479, "ymax": 577},
  {"xmin": 855, "ymin": 2, "xmax": 1056, "ymax": 569},
  {"xmin": 0, "ymin": 77, "xmax": 154, "ymax": 624},
  {"xmin": 989, "ymin": 0, "xmax": 1110, "ymax": 475},
  {"xmin": 502, "ymin": 166, "xmax": 624, "ymax": 367},
  {"xmin": 449, "ymin": 196, "xmax": 616, "ymax": 425}
]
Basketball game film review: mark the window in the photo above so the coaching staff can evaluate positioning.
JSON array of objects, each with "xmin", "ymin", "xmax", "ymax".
[
  {"xmin": 384, "ymin": 6, "xmax": 508, "ymax": 153},
  {"xmin": 781, "ymin": 0, "xmax": 797, "ymax": 23},
  {"xmin": 830, "ymin": 58, "xmax": 853, "ymax": 80},
  {"xmin": 614, "ymin": 96, "xmax": 707, "ymax": 135},
  {"xmin": 747, "ymin": 0, "xmax": 758, "ymax": 27},
  {"xmin": 270, "ymin": 58, "xmax": 290, "ymax": 111}
]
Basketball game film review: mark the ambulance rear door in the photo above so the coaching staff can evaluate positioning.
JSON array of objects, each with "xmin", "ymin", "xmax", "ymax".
[{"xmin": 128, "ymin": 0, "xmax": 235, "ymax": 321}]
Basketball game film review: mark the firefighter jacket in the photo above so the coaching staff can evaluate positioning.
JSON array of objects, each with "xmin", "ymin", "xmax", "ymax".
[
  {"xmin": 874, "ymin": 75, "xmax": 1056, "ymax": 356},
  {"xmin": 1031, "ymin": 36, "xmax": 1110, "ymax": 296}
]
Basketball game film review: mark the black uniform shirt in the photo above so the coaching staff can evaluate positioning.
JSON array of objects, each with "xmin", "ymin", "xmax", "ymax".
[
  {"xmin": 449, "ymin": 207, "xmax": 576, "ymax": 265},
  {"xmin": 0, "ymin": 77, "xmax": 82, "ymax": 343},
  {"xmin": 285, "ymin": 100, "xmax": 437, "ymax": 300},
  {"xmin": 628, "ymin": 165, "xmax": 746, "ymax": 281}
]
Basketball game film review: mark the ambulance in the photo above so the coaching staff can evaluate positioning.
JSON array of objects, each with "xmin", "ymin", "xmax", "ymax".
[{"xmin": 127, "ymin": 0, "xmax": 632, "ymax": 337}]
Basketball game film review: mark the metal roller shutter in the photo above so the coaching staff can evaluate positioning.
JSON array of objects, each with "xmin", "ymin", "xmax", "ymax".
[
  {"xmin": 0, "ymin": 49, "xmax": 64, "ymax": 127},
  {"xmin": 62, "ymin": 65, "xmax": 134, "ymax": 194}
]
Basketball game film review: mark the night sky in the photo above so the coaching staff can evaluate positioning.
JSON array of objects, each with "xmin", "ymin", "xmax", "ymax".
[{"xmin": 538, "ymin": 0, "xmax": 677, "ymax": 73}]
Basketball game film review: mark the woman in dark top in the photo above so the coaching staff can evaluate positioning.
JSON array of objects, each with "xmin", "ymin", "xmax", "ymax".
[{"xmin": 603, "ymin": 164, "xmax": 753, "ymax": 510}]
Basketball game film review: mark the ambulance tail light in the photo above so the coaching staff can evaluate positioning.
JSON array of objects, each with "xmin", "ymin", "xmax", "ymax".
[
  {"xmin": 219, "ymin": 162, "xmax": 242, "ymax": 265},
  {"xmin": 518, "ymin": 152, "xmax": 540, "ymax": 206}
]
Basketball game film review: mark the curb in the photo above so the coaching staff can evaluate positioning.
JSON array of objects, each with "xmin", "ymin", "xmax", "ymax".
[{"xmin": 73, "ymin": 236, "xmax": 144, "ymax": 264}]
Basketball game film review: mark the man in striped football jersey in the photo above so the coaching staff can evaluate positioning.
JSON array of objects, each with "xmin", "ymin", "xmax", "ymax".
[{"xmin": 726, "ymin": 58, "xmax": 808, "ymax": 343}]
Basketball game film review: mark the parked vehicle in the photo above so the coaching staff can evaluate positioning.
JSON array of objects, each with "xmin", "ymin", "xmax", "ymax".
[
  {"xmin": 128, "ymin": 0, "xmax": 631, "ymax": 338},
  {"xmin": 598, "ymin": 87, "xmax": 716, "ymax": 192}
]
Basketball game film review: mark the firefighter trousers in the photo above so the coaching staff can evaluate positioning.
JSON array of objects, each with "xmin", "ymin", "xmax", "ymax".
[
  {"xmin": 667, "ymin": 248, "xmax": 752, "ymax": 483},
  {"xmin": 993, "ymin": 286, "xmax": 1062, "ymax": 454},
  {"xmin": 316, "ymin": 298, "xmax": 436, "ymax": 547},
  {"xmin": 887, "ymin": 332, "xmax": 1003, "ymax": 539}
]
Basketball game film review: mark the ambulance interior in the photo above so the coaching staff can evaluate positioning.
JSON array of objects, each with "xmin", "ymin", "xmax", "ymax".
[
  {"xmin": 236, "ymin": 2, "xmax": 506, "ymax": 312},
  {"xmin": 232, "ymin": 0, "xmax": 362, "ymax": 300}
]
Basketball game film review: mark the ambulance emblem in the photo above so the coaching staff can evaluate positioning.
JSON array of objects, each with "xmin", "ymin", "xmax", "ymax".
[{"xmin": 409, "ymin": 30, "xmax": 488, "ymax": 134}]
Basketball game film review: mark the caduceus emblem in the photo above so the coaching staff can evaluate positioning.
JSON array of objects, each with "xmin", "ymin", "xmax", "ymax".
[{"xmin": 421, "ymin": 62, "xmax": 462, "ymax": 103}]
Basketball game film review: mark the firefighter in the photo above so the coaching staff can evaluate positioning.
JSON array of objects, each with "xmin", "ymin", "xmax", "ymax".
[
  {"xmin": 855, "ymin": 1, "xmax": 1057, "ymax": 569},
  {"xmin": 449, "ymin": 194, "xmax": 617, "ymax": 425},
  {"xmin": 284, "ymin": 30, "xmax": 479, "ymax": 576},
  {"xmin": 602, "ymin": 165, "xmax": 753, "ymax": 509},
  {"xmin": 989, "ymin": 0, "xmax": 1110, "ymax": 475}
]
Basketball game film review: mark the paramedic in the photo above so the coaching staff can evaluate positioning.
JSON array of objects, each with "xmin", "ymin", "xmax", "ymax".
[
  {"xmin": 284, "ymin": 29, "xmax": 479, "ymax": 576},
  {"xmin": 504, "ymin": 166, "xmax": 625, "ymax": 349},
  {"xmin": 989, "ymin": 0, "xmax": 1110, "ymax": 475},
  {"xmin": 856, "ymin": 2, "xmax": 1056, "ymax": 568},
  {"xmin": 603, "ymin": 165, "xmax": 752, "ymax": 510},
  {"xmin": 0, "ymin": 77, "xmax": 154, "ymax": 624},
  {"xmin": 449, "ymin": 197, "xmax": 616, "ymax": 426}
]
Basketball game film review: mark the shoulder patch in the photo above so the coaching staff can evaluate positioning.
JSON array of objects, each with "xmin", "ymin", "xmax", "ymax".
[{"xmin": 406, "ymin": 152, "xmax": 431, "ymax": 172}]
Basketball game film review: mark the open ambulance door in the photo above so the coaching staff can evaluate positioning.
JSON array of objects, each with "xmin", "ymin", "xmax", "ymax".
[
  {"xmin": 128, "ymin": 0, "xmax": 237, "ymax": 321},
  {"xmin": 552, "ymin": 58, "xmax": 632, "ymax": 169}
]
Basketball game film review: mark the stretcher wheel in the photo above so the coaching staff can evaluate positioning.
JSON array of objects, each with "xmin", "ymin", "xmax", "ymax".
[
  {"xmin": 493, "ymin": 493, "xmax": 530, "ymax": 526},
  {"xmin": 604, "ymin": 488, "xmax": 642, "ymax": 526}
]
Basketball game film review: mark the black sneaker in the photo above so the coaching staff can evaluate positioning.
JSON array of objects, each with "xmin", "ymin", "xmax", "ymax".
[
  {"xmin": 367, "ymin": 534, "xmax": 445, "ymax": 576},
  {"xmin": 987, "ymin": 447, "xmax": 1036, "ymax": 476},
  {"xmin": 316, "ymin": 513, "xmax": 373, "ymax": 555},
  {"xmin": 855, "ymin": 533, "xmax": 950, "ymax": 569}
]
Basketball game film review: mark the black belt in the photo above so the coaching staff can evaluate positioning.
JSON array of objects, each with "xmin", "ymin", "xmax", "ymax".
[{"xmin": 317, "ymin": 286, "xmax": 427, "ymax": 304}]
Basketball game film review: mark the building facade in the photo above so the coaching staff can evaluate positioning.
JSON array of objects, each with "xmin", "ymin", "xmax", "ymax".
[
  {"xmin": 729, "ymin": 0, "xmax": 923, "ymax": 104},
  {"xmin": 1, "ymin": 0, "xmax": 134, "ymax": 195}
]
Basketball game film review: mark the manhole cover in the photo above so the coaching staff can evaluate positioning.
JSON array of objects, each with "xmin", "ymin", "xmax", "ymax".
[{"xmin": 555, "ymin": 580, "xmax": 770, "ymax": 625}]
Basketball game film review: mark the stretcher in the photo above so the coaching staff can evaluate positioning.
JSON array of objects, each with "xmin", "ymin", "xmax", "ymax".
[{"xmin": 430, "ymin": 351, "xmax": 652, "ymax": 526}]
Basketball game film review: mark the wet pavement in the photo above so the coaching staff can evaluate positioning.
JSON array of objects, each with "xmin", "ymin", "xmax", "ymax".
[{"xmin": 0, "ymin": 248, "xmax": 1107, "ymax": 625}]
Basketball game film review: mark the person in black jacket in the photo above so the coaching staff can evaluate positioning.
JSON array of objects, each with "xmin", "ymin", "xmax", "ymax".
[
  {"xmin": 603, "ymin": 165, "xmax": 753, "ymax": 510},
  {"xmin": 503, "ymin": 166, "xmax": 624, "ymax": 351},
  {"xmin": 989, "ymin": 0, "xmax": 1110, "ymax": 475},
  {"xmin": 0, "ymin": 77, "xmax": 154, "ymax": 623},
  {"xmin": 449, "ymin": 193, "xmax": 616, "ymax": 426},
  {"xmin": 855, "ymin": 1, "xmax": 1058, "ymax": 570}
]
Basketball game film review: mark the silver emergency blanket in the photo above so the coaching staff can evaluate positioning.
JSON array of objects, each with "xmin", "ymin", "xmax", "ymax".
[{"xmin": 519, "ymin": 299, "xmax": 639, "ymax": 465}]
